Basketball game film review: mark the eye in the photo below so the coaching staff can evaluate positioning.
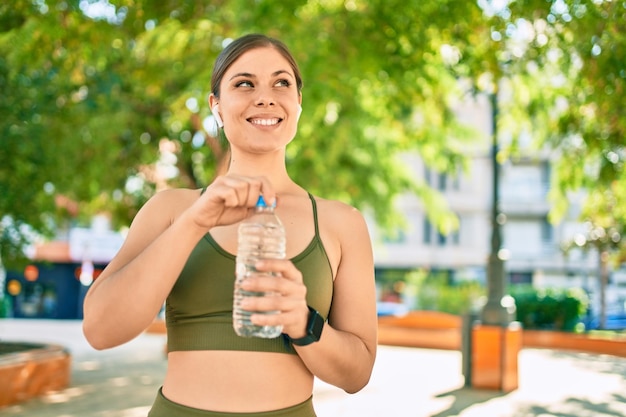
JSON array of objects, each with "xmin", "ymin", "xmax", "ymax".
[
  {"xmin": 275, "ymin": 79, "xmax": 291, "ymax": 87},
  {"xmin": 235, "ymin": 80, "xmax": 254, "ymax": 88}
]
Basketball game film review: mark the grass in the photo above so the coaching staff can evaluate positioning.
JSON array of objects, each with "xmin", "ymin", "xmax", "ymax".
[{"xmin": 0, "ymin": 342, "xmax": 45, "ymax": 355}]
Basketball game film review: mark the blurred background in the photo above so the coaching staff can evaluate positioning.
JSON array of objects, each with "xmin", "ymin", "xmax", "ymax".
[{"xmin": 1, "ymin": 0, "xmax": 625, "ymax": 334}]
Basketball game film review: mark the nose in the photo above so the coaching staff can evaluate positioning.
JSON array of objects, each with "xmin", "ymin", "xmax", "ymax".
[
  {"xmin": 254, "ymin": 86, "xmax": 275, "ymax": 107},
  {"xmin": 254, "ymin": 97, "xmax": 275, "ymax": 107}
]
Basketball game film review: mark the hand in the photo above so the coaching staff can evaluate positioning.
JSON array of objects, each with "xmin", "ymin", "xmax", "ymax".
[
  {"xmin": 239, "ymin": 259, "xmax": 310, "ymax": 339},
  {"xmin": 188, "ymin": 175, "xmax": 276, "ymax": 229}
]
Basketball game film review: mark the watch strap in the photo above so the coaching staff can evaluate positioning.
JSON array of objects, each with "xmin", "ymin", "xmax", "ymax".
[{"xmin": 288, "ymin": 306, "xmax": 324, "ymax": 346}]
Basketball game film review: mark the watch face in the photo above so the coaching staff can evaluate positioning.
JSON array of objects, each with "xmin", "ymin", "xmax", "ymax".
[{"xmin": 309, "ymin": 310, "xmax": 324, "ymax": 340}]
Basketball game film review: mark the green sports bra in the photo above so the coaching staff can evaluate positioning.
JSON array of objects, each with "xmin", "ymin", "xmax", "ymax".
[{"xmin": 165, "ymin": 193, "xmax": 334, "ymax": 354}]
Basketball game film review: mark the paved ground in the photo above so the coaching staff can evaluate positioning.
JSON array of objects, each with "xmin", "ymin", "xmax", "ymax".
[{"xmin": 1, "ymin": 319, "xmax": 626, "ymax": 417}]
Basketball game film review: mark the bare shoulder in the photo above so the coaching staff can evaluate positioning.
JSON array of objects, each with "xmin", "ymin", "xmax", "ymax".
[
  {"xmin": 148, "ymin": 187, "xmax": 201, "ymax": 205},
  {"xmin": 139, "ymin": 188, "xmax": 202, "ymax": 221},
  {"xmin": 310, "ymin": 196, "xmax": 371, "ymax": 278},
  {"xmin": 133, "ymin": 188, "xmax": 201, "ymax": 227},
  {"xmin": 313, "ymin": 196, "xmax": 369, "ymax": 236}
]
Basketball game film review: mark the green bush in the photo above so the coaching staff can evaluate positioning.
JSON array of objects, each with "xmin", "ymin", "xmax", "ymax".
[
  {"xmin": 378, "ymin": 268, "xmax": 588, "ymax": 330},
  {"xmin": 510, "ymin": 285, "xmax": 588, "ymax": 331},
  {"xmin": 415, "ymin": 275, "xmax": 485, "ymax": 315},
  {"xmin": 0, "ymin": 296, "xmax": 11, "ymax": 318},
  {"xmin": 376, "ymin": 268, "xmax": 486, "ymax": 315}
]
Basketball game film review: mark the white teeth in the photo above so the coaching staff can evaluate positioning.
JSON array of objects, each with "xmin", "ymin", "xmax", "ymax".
[{"xmin": 249, "ymin": 118, "xmax": 280, "ymax": 126}]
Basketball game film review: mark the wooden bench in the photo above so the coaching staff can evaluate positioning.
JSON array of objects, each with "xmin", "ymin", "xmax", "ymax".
[
  {"xmin": 377, "ymin": 311, "xmax": 462, "ymax": 350},
  {"xmin": 0, "ymin": 343, "xmax": 71, "ymax": 407}
]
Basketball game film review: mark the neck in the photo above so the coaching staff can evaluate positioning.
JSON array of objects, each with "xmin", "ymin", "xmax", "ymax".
[{"xmin": 227, "ymin": 152, "xmax": 296, "ymax": 193}]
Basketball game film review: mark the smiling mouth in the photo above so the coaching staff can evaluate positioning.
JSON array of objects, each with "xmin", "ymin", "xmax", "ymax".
[{"xmin": 248, "ymin": 118, "xmax": 282, "ymax": 126}]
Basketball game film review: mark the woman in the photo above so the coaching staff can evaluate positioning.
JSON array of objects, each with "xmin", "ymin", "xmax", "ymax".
[{"xmin": 83, "ymin": 33, "xmax": 377, "ymax": 416}]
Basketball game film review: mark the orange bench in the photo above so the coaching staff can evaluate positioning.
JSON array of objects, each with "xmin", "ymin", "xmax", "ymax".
[
  {"xmin": 0, "ymin": 343, "xmax": 71, "ymax": 407},
  {"xmin": 378, "ymin": 311, "xmax": 462, "ymax": 350}
]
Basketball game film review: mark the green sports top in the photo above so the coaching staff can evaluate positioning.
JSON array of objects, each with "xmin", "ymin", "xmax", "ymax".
[{"xmin": 165, "ymin": 193, "xmax": 334, "ymax": 354}]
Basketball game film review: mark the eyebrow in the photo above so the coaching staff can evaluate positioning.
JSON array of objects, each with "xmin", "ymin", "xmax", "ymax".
[{"xmin": 228, "ymin": 70, "xmax": 294, "ymax": 81}]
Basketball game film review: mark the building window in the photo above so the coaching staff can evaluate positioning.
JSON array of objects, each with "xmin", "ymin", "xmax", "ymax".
[
  {"xmin": 424, "ymin": 167, "xmax": 461, "ymax": 192},
  {"xmin": 423, "ymin": 217, "xmax": 432, "ymax": 245},
  {"xmin": 450, "ymin": 223, "xmax": 460, "ymax": 245},
  {"xmin": 541, "ymin": 217, "xmax": 553, "ymax": 244},
  {"xmin": 424, "ymin": 166, "xmax": 432, "ymax": 187},
  {"xmin": 423, "ymin": 217, "xmax": 460, "ymax": 246},
  {"xmin": 383, "ymin": 229, "xmax": 406, "ymax": 244},
  {"xmin": 438, "ymin": 172, "xmax": 447, "ymax": 191},
  {"xmin": 437, "ymin": 230, "xmax": 446, "ymax": 246},
  {"xmin": 509, "ymin": 272, "xmax": 532, "ymax": 285},
  {"xmin": 540, "ymin": 162, "xmax": 551, "ymax": 197}
]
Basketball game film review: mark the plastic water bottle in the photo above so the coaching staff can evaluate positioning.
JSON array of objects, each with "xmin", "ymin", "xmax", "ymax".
[{"xmin": 233, "ymin": 195, "xmax": 285, "ymax": 338}]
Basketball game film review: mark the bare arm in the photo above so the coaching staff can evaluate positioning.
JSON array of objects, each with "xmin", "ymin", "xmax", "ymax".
[
  {"xmin": 207, "ymin": 197, "xmax": 377, "ymax": 393},
  {"xmin": 294, "ymin": 204, "xmax": 378, "ymax": 393},
  {"xmin": 82, "ymin": 189, "xmax": 207, "ymax": 349},
  {"xmin": 83, "ymin": 176, "xmax": 275, "ymax": 349}
]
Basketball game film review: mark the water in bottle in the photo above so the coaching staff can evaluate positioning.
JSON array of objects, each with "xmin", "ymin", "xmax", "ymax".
[{"xmin": 233, "ymin": 195, "xmax": 286, "ymax": 338}]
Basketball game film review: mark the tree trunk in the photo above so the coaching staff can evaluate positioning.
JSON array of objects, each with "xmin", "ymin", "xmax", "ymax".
[{"xmin": 598, "ymin": 250, "xmax": 609, "ymax": 330}]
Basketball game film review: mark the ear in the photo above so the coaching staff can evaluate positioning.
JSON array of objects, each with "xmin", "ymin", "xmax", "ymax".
[
  {"xmin": 211, "ymin": 104, "xmax": 224, "ymax": 128},
  {"xmin": 297, "ymin": 95, "xmax": 303, "ymax": 121}
]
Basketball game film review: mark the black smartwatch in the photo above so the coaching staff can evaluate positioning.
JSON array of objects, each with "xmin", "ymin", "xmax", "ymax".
[{"xmin": 289, "ymin": 306, "xmax": 325, "ymax": 346}]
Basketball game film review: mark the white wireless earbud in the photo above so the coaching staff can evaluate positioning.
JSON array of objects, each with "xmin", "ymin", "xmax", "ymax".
[
  {"xmin": 297, "ymin": 105, "xmax": 302, "ymax": 121},
  {"xmin": 211, "ymin": 105, "xmax": 224, "ymax": 128}
]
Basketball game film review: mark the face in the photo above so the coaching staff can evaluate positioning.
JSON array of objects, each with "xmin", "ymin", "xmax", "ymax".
[{"xmin": 210, "ymin": 46, "xmax": 302, "ymax": 153}]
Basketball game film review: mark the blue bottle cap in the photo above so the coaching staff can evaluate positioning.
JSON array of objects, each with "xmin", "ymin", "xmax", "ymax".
[
  {"xmin": 256, "ymin": 195, "xmax": 267, "ymax": 207},
  {"xmin": 256, "ymin": 195, "xmax": 276, "ymax": 208}
]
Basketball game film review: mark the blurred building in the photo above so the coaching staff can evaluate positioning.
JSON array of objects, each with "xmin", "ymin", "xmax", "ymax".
[
  {"xmin": 370, "ymin": 93, "xmax": 626, "ymax": 318},
  {"xmin": 4, "ymin": 215, "xmax": 123, "ymax": 319}
]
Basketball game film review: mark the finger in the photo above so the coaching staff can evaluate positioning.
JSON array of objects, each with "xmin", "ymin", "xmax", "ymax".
[
  {"xmin": 220, "ymin": 175, "xmax": 275, "ymax": 208},
  {"xmin": 217, "ymin": 176, "xmax": 258, "ymax": 207},
  {"xmin": 240, "ymin": 274, "xmax": 305, "ymax": 300},
  {"xmin": 203, "ymin": 177, "xmax": 244, "ymax": 208},
  {"xmin": 243, "ymin": 296, "xmax": 303, "ymax": 318},
  {"xmin": 240, "ymin": 292, "xmax": 283, "ymax": 312},
  {"xmin": 256, "ymin": 176, "xmax": 277, "ymax": 207},
  {"xmin": 210, "ymin": 184, "xmax": 245, "ymax": 208},
  {"xmin": 248, "ymin": 300, "xmax": 309, "ymax": 333},
  {"xmin": 238, "ymin": 175, "xmax": 276, "ymax": 207},
  {"xmin": 245, "ymin": 178, "xmax": 264, "ymax": 207},
  {"xmin": 254, "ymin": 260, "xmax": 302, "ymax": 283}
]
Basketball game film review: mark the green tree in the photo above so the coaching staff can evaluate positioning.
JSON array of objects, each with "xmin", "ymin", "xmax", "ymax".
[
  {"xmin": 1, "ymin": 0, "xmax": 485, "ymax": 267},
  {"xmin": 475, "ymin": 1, "xmax": 626, "ymax": 325},
  {"xmin": 486, "ymin": 0, "xmax": 625, "ymax": 218},
  {"xmin": 562, "ymin": 183, "xmax": 626, "ymax": 329},
  {"xmin": 1, "ymin": 0, "xmax": 625, "ymax": 277}
]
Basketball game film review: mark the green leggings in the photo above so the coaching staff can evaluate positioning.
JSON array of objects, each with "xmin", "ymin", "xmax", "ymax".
[{"xmin": 147, "ymin": 388, "xmax": 317, "ymax": 417}]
